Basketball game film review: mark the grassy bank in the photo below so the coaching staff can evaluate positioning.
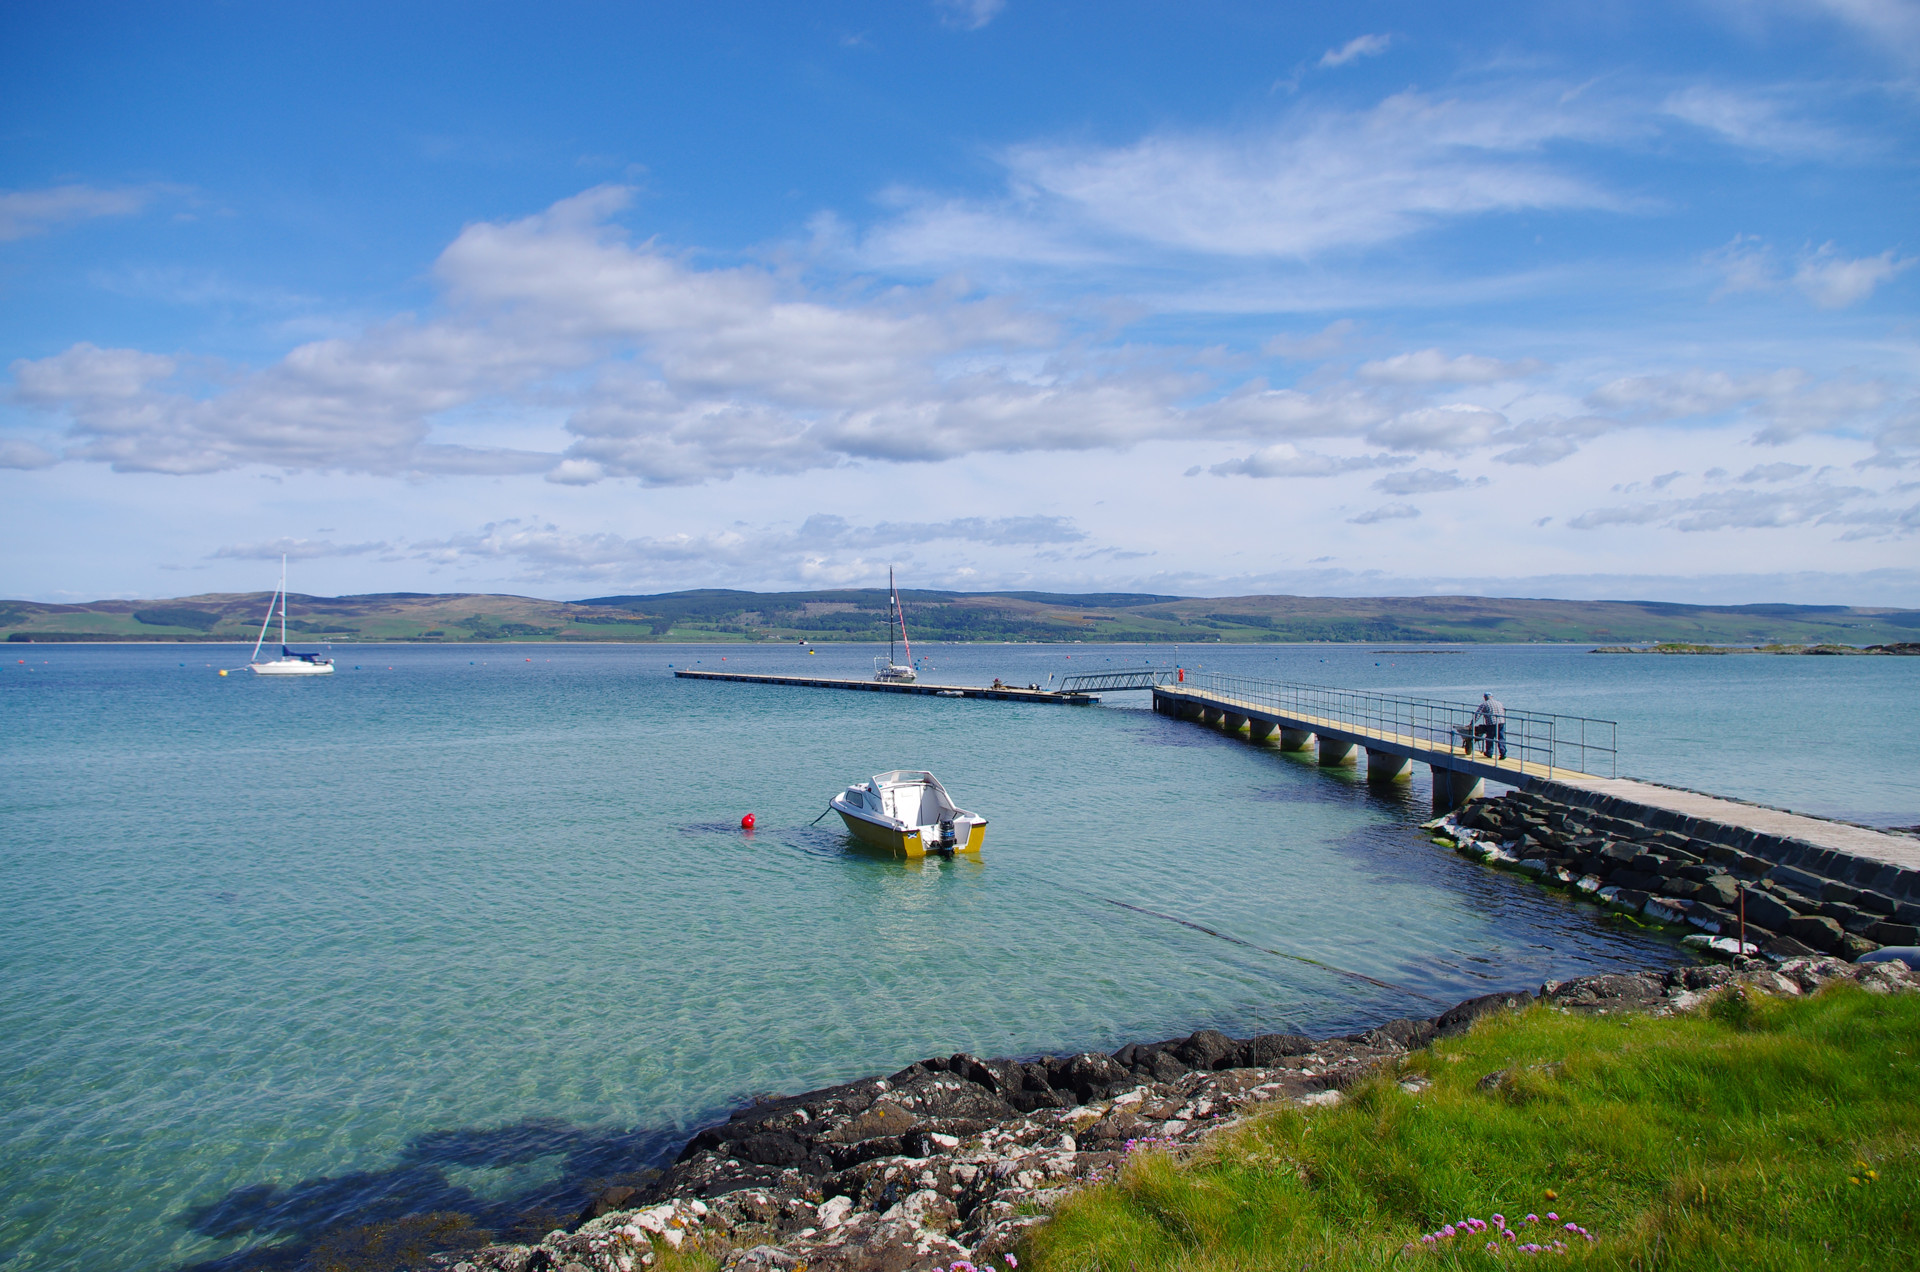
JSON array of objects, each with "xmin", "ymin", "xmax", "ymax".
[{"xmin": 1030, "ymin": 987, "xmax": 1918, "ymax": 1271}]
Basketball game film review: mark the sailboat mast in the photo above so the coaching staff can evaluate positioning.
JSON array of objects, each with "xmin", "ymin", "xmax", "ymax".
[
  {"xmin": 888, "ymin": 567, "xmax": 896, "ymax": 665},
  {"xmin": 279, "ymin": 554, "xmax": 288, "ymax": 648},
  {"xmin": 895, "ymin": 571, "xmax": 913, "ymax": 665}
]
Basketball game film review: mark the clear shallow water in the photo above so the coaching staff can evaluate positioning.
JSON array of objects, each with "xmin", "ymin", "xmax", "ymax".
[{"xmin": 1, "ymin": 642, "xmax": 1914, "ymax": 1271}]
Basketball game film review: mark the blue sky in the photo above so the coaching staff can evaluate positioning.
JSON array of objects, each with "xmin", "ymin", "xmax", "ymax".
[{"xmin": 3, "ymin": 0, "xmax": 1917, "ymax": 603}]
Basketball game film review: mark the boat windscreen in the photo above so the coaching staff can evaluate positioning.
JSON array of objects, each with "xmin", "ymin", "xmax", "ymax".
[{"xmin": 871, "ymin": 770, "xmax": 935, "ymax": 786}]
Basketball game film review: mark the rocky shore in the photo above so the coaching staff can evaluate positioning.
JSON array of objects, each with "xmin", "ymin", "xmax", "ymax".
[
  {"xmin": 1432, "ymin": 787, "xmax": 1920, "ymax": 959},
  {"xmin": 426, "ymin": 952, "xmax": 1917, "ymax": 1272}
]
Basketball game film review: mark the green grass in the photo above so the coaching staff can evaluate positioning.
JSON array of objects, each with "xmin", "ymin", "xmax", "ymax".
[{"xmin": 1029, "ymin": 986, "xmax": 1919, "ymax": 1271}]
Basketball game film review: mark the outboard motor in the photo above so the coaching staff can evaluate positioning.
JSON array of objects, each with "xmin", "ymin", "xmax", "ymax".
[{"xmin": 937, "ymin": 819, "xmax": 957, "ymax": 853}]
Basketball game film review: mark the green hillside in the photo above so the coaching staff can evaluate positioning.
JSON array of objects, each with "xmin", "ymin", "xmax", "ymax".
[{"xmin": 4, "ymin": 589, "xmax": 1919, "ymax": 646}]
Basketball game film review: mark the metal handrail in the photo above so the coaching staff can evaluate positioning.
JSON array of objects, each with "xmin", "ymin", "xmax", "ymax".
[{"xmin": 1095, "ymin": 668, "xmax": 1617, "ymax": 778}]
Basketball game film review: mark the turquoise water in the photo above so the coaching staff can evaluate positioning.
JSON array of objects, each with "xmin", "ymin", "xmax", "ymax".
[{"xmin": 2, "ymin": 642, "xmax": 1914, "ymax": 1270}]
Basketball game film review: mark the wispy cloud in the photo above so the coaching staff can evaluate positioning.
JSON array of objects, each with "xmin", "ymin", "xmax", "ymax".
[
  {"xmin": 932, "ymin": 0, "xmax": 1004, "ymax": 31},
  {"xmin": 861, "ymin": 86, "xmax": 1632, "ymax": 266},
  {"xmin": 1371, "ymin": 467, "xmax": 1488, "ymax": 494},
  {"xmin": 0, "ymin": 183, "xmax": 174, "ymax": 241},
  {"xmin": 1793, "ymin": 243, "xmax": 1914, "ymax": 308},
  {"xmin": 0, "ymin": 438, "xmax": 60, "ymax": 469},
  {"xmin": 211, "ymin": 538, "xmax": 391, "ymax": 561},
  {"xmin": 1348, "ymin": 502, "xmax": 1421, "ymax": 524},
  {"xmin": 1357, "ymin": 349, "xmax": 1545, "ymax": 384},
  {"xmin": 1319, "ymin": 34, "xmax": 1392, "ymax": 68},
  {"xmin": 1209, "ymin": 443, "xmax": 1406, "ymax": 478}
]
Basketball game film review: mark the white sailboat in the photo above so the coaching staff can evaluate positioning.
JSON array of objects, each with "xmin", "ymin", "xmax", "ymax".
[
  {"xmin": 873, "ymin": 567, "xmax": 917, "ymax": 683},
  {"xmin": 248, "ymin": 556, "xmax": 335, "ymax": 676}
]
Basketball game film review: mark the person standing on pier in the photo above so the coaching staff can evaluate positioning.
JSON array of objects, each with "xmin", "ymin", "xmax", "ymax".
[{"xmin": 1473, "ymin": 693, "xmax": 1507, "ymax": 760}]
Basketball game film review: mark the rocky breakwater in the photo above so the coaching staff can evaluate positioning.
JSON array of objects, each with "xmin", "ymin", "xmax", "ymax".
[
  {"xmin": 424, "ymin": 954, "xmax": 1920, "ymax": 1272},
  {"xmin": 1433, "ymin": 788, "xmax": 1920, "ymax": 960}
]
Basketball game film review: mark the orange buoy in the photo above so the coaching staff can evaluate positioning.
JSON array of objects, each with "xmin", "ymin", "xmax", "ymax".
[{"xmin": 740, "ymin": 813, "xmax": 756, "ymax": 830}]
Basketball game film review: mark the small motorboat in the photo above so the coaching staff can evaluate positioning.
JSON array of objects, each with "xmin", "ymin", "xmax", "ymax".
[{"xmin": 831, "ymin": 770, "xmax": 986, "ymax": 856}]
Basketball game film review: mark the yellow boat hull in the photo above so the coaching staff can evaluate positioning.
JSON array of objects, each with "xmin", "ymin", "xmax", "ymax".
[{"xmin": 837, "ymin": 811, "xmax": 985, "ymax": 856}]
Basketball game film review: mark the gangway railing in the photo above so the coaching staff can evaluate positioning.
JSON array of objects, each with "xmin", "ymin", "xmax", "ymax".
[{"xmin": 1065, "ymin": 668, "xmax": 1617, "ymax": 778}]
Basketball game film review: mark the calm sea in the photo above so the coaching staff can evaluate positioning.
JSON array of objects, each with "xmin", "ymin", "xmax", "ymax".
[{"xmin": 2, "ymin": 642, "xmax": 1914, "ymax": 1270}]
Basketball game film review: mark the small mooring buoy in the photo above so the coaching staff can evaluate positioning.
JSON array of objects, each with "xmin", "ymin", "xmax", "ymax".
[{"xmin": 740, "ymin": 813, "xmax": 756, "ymax": 830}]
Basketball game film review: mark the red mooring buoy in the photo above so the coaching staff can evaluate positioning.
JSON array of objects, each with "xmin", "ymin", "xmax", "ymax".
[{"xmin": 740, "ymin": 813, "xmax": 756, "ymax": 830}]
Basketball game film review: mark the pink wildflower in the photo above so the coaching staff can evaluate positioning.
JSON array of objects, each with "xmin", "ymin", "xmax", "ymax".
[
  {"xmin": 1546, "ymin": 1212, "xmax": 1558, "ymax": 1221},
  {"xmin": 1443, "ymin": 1224, "xmax": 1456, "ymax": 1237},
  {"xmin": 1491, "ymin": 1213, "xmax": 1506, "ymax": 1226},
  {"xmin": 1564, "ymin": 1222, "xmax": 1578, "ymax": 1231},
  {"xmin": 1525, "ymin": 1213, "xmax": 1538, "ymax": 1223}
]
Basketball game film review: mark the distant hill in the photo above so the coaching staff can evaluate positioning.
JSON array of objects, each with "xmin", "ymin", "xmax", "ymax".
[{"xmin": 5, "ymin": 589, "xmax": 1919, "ymax": 646}]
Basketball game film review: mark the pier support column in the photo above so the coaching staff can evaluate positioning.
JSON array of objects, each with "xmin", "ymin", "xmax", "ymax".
[
  {"xmin": 1199, "ymin": 705, "xmax": 1223, "ymax": 726},
  {"xmin": 1222, "ymin": 712, "xmax": 1248, "ymax": 733},
  {"xmin": 1430, "ymin": 766, "xmax": 1485, "ymax": 812},
  {"xmin": 1247, "ymin": 720, "xmax": 1276, "ymax": 743},
  {"xmin": 1366, "ymin": 749, "xmax": 1412, "ymax": 784},
  {"xmin": 1318, "ymin": 737, "xmax": 1357, "ymax": 766},
  {"xmin": 1180, "ymin": 701, "xmax": 1205, "ymax": 721},
  {"xmin": 1279, "ymin": 727, "xmax": 1315, "ymax": 751}
]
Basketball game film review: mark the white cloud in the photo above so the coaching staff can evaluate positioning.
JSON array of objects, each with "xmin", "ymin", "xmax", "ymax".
[
  {"xmin": 1356, "ymin": 349, "xmax": 1545, "ymax": 384},
  {"xmin": 1588, "ymin": 368, "xmax": 1808, "ymax": 418},
  {"xmin": 0, "ymin": 183, "xmax": 168, "ymax": 241},
  {"xmin": 1372, "ymin": 467, "xmax": 1487, "ymax": 494},
  {"xmin": 932, "ymin": 0, "xmax": 1004, "ymax": 31},
  {"xmin": 1366, "ymin": 404, "xmax": 1508, "ymax": 452},
  {"xmin": 1660, "ymin": 86, "xmax": 1846, "ymax": 157},
  {"xmin": 211, "ymin": 538, "xmax": 390, "ymax": 561},
  {"xmin": 1208, "ymin": 443, "xmax": 1406, "ymax": 478},
  {"xmin": 1319, "ymin": 34, "xmax": 1392, "ymax": 68},
  {"xmin": 1740, "ymin": 462, "xmax": 1812, "ymax": 482},
  {"xmin": 1567, "ymin": 479, "xmax": 1876, "ymax": 532},
  {"xmin": 1492, "ymin": 436, "xmax": 1580, "ymax": 466},
  {"xmin": 862, "ymin": 87, "xmax": 1629, "ymax": 266},
  {"xmin": 1792, "ymin": 244, "xmax": 1915, "ymax": 308},
  {"xmin": 1348, "ymin": 502, "xmax": 1421, "ymax": 524},
  {"xmin": 408, "ymin": 512, "xmax": 1086, "ymax": 587},
  {"xmin": 1263, "ymin": 320, "xmax": 1357, "ymax": 359},
  {"xmin": 1782, "ymin": 0, "xmax": 1920, "ymax": 63},
  {"xmin": 0, "ymin": 438, "xmax": 60, "ymax": 469}
]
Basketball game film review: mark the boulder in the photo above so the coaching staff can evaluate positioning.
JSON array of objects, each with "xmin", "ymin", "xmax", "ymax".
[
  {"xmin": 573, "ymin": 1185, "xmax": 640, "ymax": 1227},
  {"xmin": 1786, "ymin": 915, "xmax": 1845, "ymax": 953},
  {"xmin": 1856, "ymin": 891, "xmax": 1898, "ymax": 916},
  {"xmin": 1242, "ymin": 1032, "xmax": 1317, "ymax": 1063},
  {"xmin": 1353, "ymin": 1019, "xmax": 1435, "ymax": 1052},
  {"xmin": 1741, "ymin": 889, "xmax": 1798, "ymax": 931},
  {"xmin": 1433, "ymin": 990, "xmax": 1533, "ymax": 1037},
  {"xmin": 1658, "ymin": 878, "xmax": 1703, "ymax": 900},
  {"xmin": 1763, "ymin": 934, "xmax": 1819, "ymax": 958},
  {"xmin": 1171, "ymin": 1029, "xmax": 1238, "ymax": 1071},
  {"xmin": 1821, "ymin": 880, "xmax": 1862, "ymax": 905},
  {"xmin": 1610, "ymin": 888, "xmax": 1653, "ymax": 913},
  {"xmin": 1769, "ymin": 864, "xmax": 1831, "ymax": 895},
  {"xmin": 1838, "ymin": 933, "xmax": 1882, "ymax": 960},
  {"xmin": 1868, "ymin": 921, "xmax": 1920, "ymax": 946},
  {"xmin": 1052, "ymin": 1051, "xmax": 1133, "ymax": 1101},
  {"xmin": 1695, "ymin": 875, "xmax": 1741, "ymax": 907}
]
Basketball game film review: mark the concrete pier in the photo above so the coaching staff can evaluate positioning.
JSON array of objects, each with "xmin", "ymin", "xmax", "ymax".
[
  {"xmin": 1366, "ymin": 748, "xmax": 1412, "ymax": 784},
  {"xmin": 674, "ymin": 669, "xmax": 1097, "ymax": 704},
  {"xmin": 1143, "ymin": 676, "xmax": 1920, "ymax": 895},
  {"xmin": 1317, "ymin": 737, "xmax": 1357, "ymax": 766}
]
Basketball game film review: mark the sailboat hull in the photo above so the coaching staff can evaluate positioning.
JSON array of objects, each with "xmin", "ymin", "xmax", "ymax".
[{"xmin": 250, "ymin": 660, "xmax": 334, "ymax": 676}]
